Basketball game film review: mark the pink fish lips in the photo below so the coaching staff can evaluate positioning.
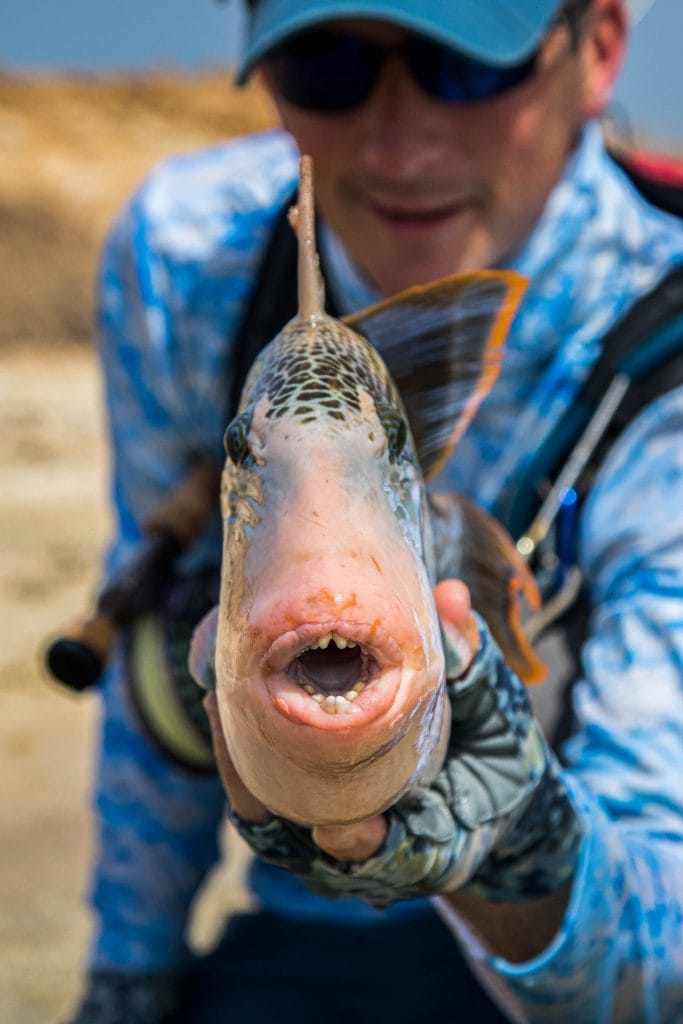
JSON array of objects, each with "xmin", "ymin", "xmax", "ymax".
[
  {"xmin": 212, "ymin": 597, "xmax": 448, "ymax": 827},
  {"xmin": 261, "ymin": 620, "xmax": 403, "ymax": 728}
]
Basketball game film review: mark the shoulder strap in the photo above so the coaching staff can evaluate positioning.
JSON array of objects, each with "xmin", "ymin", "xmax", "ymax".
[
  {"xmin": 503, "ymin": 265, "xmax": 683, "ymax": 751},
  {"xmin": 227, "ymin": 192, "xmax": 340, "ymax": 422},
  {"xmin": 227, "ymin": 192, "xmax": 299, "ymax": 421},
  {"xmin": 508, "ymin": 148, "xmax": 683, "ymax": 544},
  {"xmin": 507, "ymin": 154, "xmax": 683, "ymax": 749},
  {"xmin": 610, "ymin": 149, "xmax": 683, "ymax": 219},
  {"xmin": 497, "ymin": 263, "xmax": 683, "ymax": 542},
  {"xmin": 579, "ymin": 264, "xmax": 683, "ymax": 484}
]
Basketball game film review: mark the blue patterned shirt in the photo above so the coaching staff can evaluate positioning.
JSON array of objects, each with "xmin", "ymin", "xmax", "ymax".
[{"xmin": 91, "ymin": 122, "xmax": 683, "ymax": 1022}]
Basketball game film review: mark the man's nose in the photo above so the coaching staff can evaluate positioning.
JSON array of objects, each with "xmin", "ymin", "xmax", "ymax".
[{"xmin": 356, "ymin": 55, "xmax": 450, "ymax": 179}]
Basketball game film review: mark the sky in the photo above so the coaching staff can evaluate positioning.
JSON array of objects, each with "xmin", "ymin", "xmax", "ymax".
[{"xmin": 1, "ymin": 0, "xmax": 681, "ymax": 153}]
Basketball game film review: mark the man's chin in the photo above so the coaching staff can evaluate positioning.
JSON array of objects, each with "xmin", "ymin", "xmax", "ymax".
[
  {"xmin": 340, "ymin": 214, "xmax": 491, "ymax": 294},
  {"xmin": 359, "ymin": 242, "xmax": 492, "ymax": 297}
]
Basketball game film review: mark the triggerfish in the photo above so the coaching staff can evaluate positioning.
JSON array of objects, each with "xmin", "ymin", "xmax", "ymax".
[{"xmin": 191, "ymin": 156, "xmax": 543, "ymax": 828}]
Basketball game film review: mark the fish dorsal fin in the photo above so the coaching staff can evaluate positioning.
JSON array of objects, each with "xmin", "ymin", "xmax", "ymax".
[
  {"xmin": 345, "ymin": 271, "xmax": 527, "ymax": 480},
  {"xmin": 288, "ymin": 154, "xmax": 324, "ymax": 321}
]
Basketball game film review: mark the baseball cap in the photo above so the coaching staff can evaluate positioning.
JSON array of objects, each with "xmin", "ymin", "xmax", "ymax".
[{"xmin": 235, "ymin": 0, "xmax": 566, "ymax": 83}]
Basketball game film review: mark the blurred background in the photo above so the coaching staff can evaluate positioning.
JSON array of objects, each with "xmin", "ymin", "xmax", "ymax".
[
  {"xmin": 0, "ymin": 1, "xmax": 680, "ymax": 1021},
  {"xmin": 2, "ymin": 0, "xmax": 681, "ymax": 148}
]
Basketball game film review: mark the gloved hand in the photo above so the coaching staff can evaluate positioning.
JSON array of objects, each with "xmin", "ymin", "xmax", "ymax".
[
  {"xmin": 205, "ymin": 580, "xmax": 583, "ymax": 908},
  {"xmin": 64, "ymin": 970, "xmax": 182, "ymax": 1024}
]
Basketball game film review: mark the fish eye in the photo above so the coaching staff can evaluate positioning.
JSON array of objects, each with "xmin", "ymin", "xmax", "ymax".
[
  {"xmin": 376, "ymin": 401, "xmax": 407, "ymax": 462},
  {"xmin": 224, "ymin": 410, "xmax": 252, "ymax": 465}
]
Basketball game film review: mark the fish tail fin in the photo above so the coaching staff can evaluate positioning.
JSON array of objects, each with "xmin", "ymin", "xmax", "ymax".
[{"xmin": 431, "ymin": 492, "xmax": 546, "ymax": 686}]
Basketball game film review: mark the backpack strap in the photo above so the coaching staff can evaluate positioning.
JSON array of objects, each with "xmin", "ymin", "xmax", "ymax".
[
  {"xmin": 525, "ymin": 144, "xmax": 683, "ymax": 548},
  {"xmin": 497, "ymin": 263, "xmax": 683, "ymax": 546},
  {"xmin": 227, "ymin": 192, "xmax": 299, "ymax": 421},
  {"xmin": 500, "ymin": 265, "xmax": 683, "ymax": 750},
  {"xmin": 610, "ymin": 148, "xmax": 683, "ymax": 219}
]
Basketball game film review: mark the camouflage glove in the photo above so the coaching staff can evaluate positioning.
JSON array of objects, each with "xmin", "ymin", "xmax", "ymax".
[
  {"xmin": 229, "ymin": 615, "xmax": 583, "ymax": 908},
  {"xmin": 64, "ymin": 970, "xmax": 182, "ymax": 1024}
]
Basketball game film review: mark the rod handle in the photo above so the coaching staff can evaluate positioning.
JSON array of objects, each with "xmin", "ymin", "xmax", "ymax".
[{"xmin": 45, "ymin": 613, "xmax": 118, "ymax": 690}]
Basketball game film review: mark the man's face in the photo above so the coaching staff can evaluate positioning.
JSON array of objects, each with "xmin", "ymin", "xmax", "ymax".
[{"xmin": 262, "ymin": 12, "xmax": 611, "ymax": 296}]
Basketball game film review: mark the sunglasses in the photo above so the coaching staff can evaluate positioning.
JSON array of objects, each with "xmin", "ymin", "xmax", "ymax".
[{"xmin": 265, "ymin": 29, "xmax": 541, "ymax": 112}]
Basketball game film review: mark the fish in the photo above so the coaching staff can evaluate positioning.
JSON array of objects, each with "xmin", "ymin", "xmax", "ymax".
[{"xmin": 190, "ymin": 155, "xmax": 543, "ymax": 829}]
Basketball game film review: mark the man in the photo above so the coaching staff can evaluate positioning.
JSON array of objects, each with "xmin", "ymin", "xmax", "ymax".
[{"xmin": 69, "ymin": 1, "xmax": 683, "ymax": 1021}]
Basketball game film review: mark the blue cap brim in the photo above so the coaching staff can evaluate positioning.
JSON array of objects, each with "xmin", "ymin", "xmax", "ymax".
[{"xmin": 235, "ymin": 0, "xmax": 564, "ymax": 83}]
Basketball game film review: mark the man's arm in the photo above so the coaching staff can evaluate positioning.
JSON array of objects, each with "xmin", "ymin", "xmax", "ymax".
[
  {"xmin": 206, "ymin": 390, "xmax": 683, "ymax": 1023},
  {"xmin": 435, "ymin": 390, "xmax": 683, "ymax": 1022},
  {"xmin": 85, "ymin": 181, "xmax": 228, "ymax": 977},
  {"xmin": 443, "ymin": 885, "xmax": 572, "ymax": 963}
]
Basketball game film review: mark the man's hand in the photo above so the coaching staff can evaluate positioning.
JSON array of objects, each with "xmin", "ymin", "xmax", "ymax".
[
  {"xmin": 206, "ymin": 579, "xmax": 582, "ymax": 910},
  {"xmin": 205, "ymin": 580, "xmax": 477, "ymax": 862},
  {"xmin": 205, "ymin": 688, "xmax": 392, "ymax": 862}
]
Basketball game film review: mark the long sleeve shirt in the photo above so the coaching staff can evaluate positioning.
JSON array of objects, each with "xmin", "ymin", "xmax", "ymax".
[{"xmin": 90, "ymin": 121, "xmax": 683, "ymax": 1022}]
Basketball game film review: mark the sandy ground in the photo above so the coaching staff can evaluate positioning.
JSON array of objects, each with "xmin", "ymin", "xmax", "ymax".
[
  {"xmin": 0, "ymin": 70, "xmax": 274, "ymax": 1023},
  {"xmin": 0, "ymin": 345, "xmax": 251, "ymax": 1024}
]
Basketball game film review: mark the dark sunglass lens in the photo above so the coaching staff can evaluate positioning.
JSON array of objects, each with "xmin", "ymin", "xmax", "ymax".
[
  {"xmin": 268, "ymin": 32, "xmax": 379, "ymax": 111},
  {"xmin": 408, "ymin": 38, "xmax": 537, "ymax": 102},
  {"xmin": 476, "ymin": 56, "xmax": 537, "ymax": 98}
]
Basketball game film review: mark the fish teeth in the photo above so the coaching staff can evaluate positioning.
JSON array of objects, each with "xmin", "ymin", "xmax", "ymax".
[
  {"xmin": 292, "ymin": 637, "xmax": 369, "ymax": 709},
  {"xmin": 296, "ymin": 679, "xmax": 365, "ymax": 710},
  {"xmin": 319, "ymin": 694, "xmax": 356, "ymax": 715},
  {"xmin": 308, "ymin": 631, "xmax": 359, "ymax": 651}
]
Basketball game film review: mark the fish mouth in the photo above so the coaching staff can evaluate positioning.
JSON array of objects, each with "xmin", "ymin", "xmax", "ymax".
[{"xmin": 261, "ymin": 621, "xmax": 403, "ymax": 725}]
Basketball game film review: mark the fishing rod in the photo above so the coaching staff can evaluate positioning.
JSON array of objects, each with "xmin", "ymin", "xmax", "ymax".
[{"xmin": 45, "ymin": 457, "xmax": 221, "ymax": 692}]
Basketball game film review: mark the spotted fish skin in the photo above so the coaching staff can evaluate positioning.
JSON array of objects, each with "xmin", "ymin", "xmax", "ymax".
[
  {"xmin": 248, "ymin": 318, "xmax": 394, "ymax": 419},
  {"xmin": 230, "ymin": 315, "xmax": 419, "ymax": 512},
  {"xmin": 236, "ymin": 316, "xmax": 410, "ymax": 486}
]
